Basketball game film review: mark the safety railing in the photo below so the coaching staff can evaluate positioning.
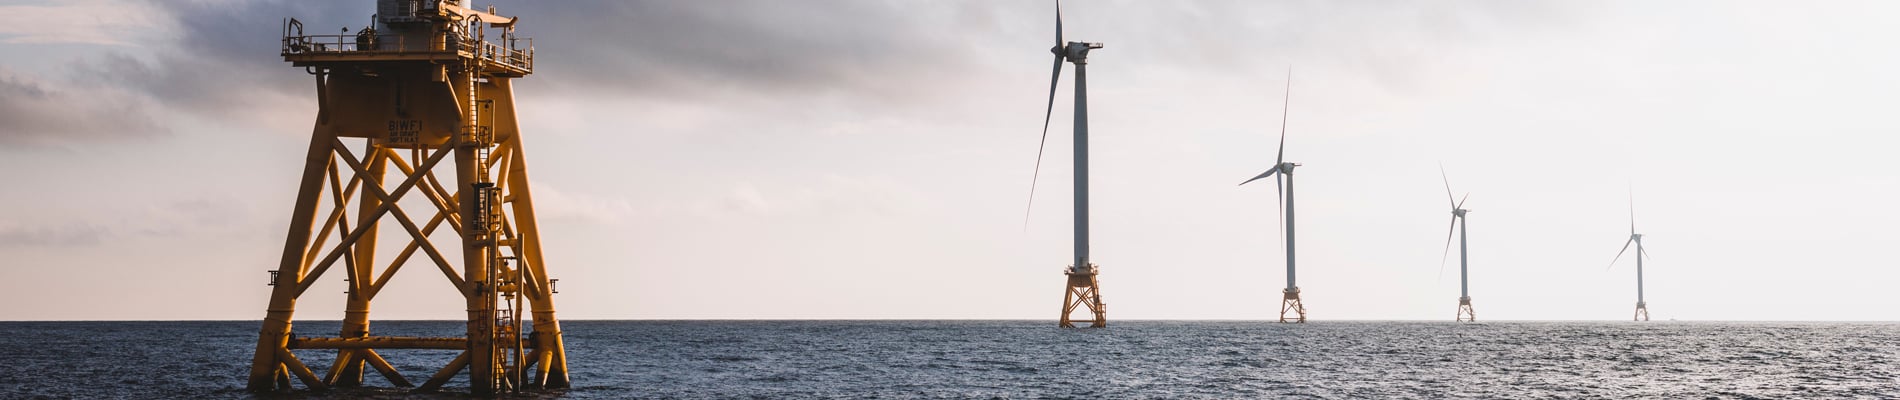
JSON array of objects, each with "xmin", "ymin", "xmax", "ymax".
[
  {"xmin": 480, "ymin": 38, "xmax": 535, "ymax": 72},
  {"xmin": 280, "ymin": 32, "xmax": 443, "ymax": 54},
  {"xmin": 281, "ymin": 19, "xmax": 533, "ymax": 72}
]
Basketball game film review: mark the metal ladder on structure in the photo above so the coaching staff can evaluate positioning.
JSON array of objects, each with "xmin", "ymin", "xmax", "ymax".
[{"xmin": 462, "ymin": 47, "xmax": 528, "ymax": 391}]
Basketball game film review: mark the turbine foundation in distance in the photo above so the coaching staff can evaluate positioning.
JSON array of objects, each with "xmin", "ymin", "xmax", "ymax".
[
  {"xmin": 1279, "ymin": 288, "xmax": 1306, "ymax": 323},
  {"xmin": 1059, "ymin": 265, "xmax": 1107, "ymax": 328},
  {"xmin": 1456, "ymin": 296, "xmax": 1475, "ymax": 322}
]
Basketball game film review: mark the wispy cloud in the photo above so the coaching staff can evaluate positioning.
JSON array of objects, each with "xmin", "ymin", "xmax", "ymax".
[
  {"xmin": 0, "ymin": 67, "xmax": 165, "ymax": 145},
  {"xmin": 3, "ymin": 0, "xmax": 1576, "ymax": 145},
  {"xmin": 0, "ymin": 222, "xmax": 109, "ymax": 247},
  {"xmin": 0, "ymin": 0, "xmax": 164, "ymax": 45},
  {"xmin": 521, "ymin": 1, "xmax": 1004, "ymax": 105},
  {"xmin": 0, "ymin": 198, "xmax": 254, "ymax": 247},
  {"xmin": 530, "ymin": 184, "xmax": 640, "ymax": 224},
  {"xmin": 0, "ymin": 0, "xmax": 358, "ymax": 144},
  {"xmin": 702, "ymin": 174, "xmax": 925, "ymax": 219}
]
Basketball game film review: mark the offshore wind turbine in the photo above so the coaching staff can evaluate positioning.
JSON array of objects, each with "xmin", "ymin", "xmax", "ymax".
[
  {"xmin": 1607, "ymin": 194, "xmax": 1652, "ymax": 321},
  {"xmin": 1438, "ymin": 167, "xmax": 1475, "ymax": 322},
  {"xmin": 1239, "ymin": 70, "xmax": 1306, "ymax": 323},
  {"xmin": 1027, "ymin": 0, "xmax": 1108, "ymax": 328}
]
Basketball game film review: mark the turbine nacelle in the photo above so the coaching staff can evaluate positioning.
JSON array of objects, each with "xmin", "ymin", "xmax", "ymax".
[
  {"xmin": 1238, "ymin": 162, "xmax": 1301, "ymax": 187},
  {"xmin": 1451, "ymin": 208, "xmax": 1468, "ymax": 218},
  {"xmin": 1054, "ymin": 41, "xmax": 1105, "ymax": 62},
  {"xmin": 1607, "ymin": 229, "xmax": 1650, "ymax": 270},
  {"xmin": 1237, "ymin": 68, "xmax": 1296, "ymax": 189}
]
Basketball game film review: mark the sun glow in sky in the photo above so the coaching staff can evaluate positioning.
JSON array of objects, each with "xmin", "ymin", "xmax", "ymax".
[{"xmin": 3, "ymin": 0, "xmax": 1899, "ymax": 321}]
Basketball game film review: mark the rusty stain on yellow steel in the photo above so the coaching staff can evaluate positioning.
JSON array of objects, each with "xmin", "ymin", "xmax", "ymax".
[{"xmin": 248, "ymin": 1, "xmax": 567, "ymax": 395}]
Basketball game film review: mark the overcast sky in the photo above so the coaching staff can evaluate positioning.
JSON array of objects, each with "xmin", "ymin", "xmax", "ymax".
[{"xmin": 3, "ymin": 0, "xmax": 1898, "ymax": 321}]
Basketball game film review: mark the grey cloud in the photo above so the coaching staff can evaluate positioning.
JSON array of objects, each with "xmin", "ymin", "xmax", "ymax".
[
  {"xmin": 0, "ymin": 68, "xmax": 163, "ymax": 145},
  {"xmin": 507, "ymin": 1, "xmax": 1006, "ymax": 104},
  {"xmin": 129, "ymin": 1, "xmax": 1006, "ymax": 108},
  {"xmin": 0, "ymin": 198, "xmax": 254, "ymax": 247},
  {"xmin": 2, "ymin": 0, "xmax": 357, "ymax": 144},
  {"xmin": 496, "ymin": 0, "xmax": 1578, "ymax": 105},
  {"xmin": 0, "ymin": 1, "xmax": 166, "ymax": 46},
  {"xmin": 1076, "ymin": 1, "xmax": 1580, "ymax": 94},
  {"xmin": 22, "ymin": 0, "xmax": 1579, "ymax": 143},
  {"xmin": 153, "ymin": 198, "xmax": 249, "ymax": 228},
  {"xmin": 101, "ymin": 1, "xmax": 365, "ymax": 112},
  {"xmin": 64, "ymin": 0, "xmax": 1010, "ymax": 134},
  {"xmin": 0, "ymin": 223, "xmax": 108, "ymax": 247}
]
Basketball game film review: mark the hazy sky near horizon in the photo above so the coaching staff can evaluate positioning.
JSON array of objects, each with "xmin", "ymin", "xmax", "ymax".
[{"xmin": 3, "ymin": 0, "xmax": 1898, "ymax": 321}]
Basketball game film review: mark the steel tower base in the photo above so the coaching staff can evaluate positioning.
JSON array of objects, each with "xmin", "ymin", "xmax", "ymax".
[
  {"xmin": 1634, "ymin": 301, "xmax": 1649, "ymax": 321},
  {"xmin": 1059, "ymin": 266, "xmax": 1107, "ymax": 328},
  {"xmin": 1279, "ymin": 288, "xmax": 1306, "ymax": 323},
  {"xmin": 1456, "ymin": 296, "xmax": 1475, "ymax": 322}
]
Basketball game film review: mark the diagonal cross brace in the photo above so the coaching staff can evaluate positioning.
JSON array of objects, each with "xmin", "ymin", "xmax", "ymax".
[
  {"xmin": 294, "ymin": 140, "xmax": 462, "ymax": 298},
  {"xmin": 303, "ymin": 158, "xmax": 367, "ymax": 274},
  {"xmin": 332, "ymin": 139, "xmax": 469, "ymax": 296},
  {"xmin": 326, "ymin": 156, "xmax": 369, "ymax": 297},
  {"xmin": 386, "ymin": 148, "xmax": 466, "ymax": 234},
  {"xmin": 365, "ymin": 191, "xmax": 457, "ymax": 300}
]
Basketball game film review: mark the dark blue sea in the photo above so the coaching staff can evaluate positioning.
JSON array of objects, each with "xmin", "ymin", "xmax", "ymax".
[{"xmin": 2, "ymin": 320, "xmax": 1896, "ymax": 398}]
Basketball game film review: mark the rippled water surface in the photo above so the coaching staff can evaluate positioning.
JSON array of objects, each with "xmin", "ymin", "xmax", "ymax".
[{"xmin": 2, "ymin": 320, "xmax": 1898, "ymax": 398}]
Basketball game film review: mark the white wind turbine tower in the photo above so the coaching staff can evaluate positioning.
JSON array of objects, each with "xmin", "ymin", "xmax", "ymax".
[
  {"xmin": 1239, "ymin": 70, "xmax": 1306, "ymax": 323},
  {"xmin": 1438, "ymin": 166, "xmax": 1475, "ymax": 322},
  {"xmin": 1027, "ymin": 0, "xmax": 1108, "ymax": 328},
  {"xmin": 1607, "ymin": 193, "xmax": 1652, "ymax": 321}
]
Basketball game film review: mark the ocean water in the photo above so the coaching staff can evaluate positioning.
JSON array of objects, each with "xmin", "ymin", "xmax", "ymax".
[{"xmin": 1, "ymin": 320, "xmax": 1896, "ymax": 398}]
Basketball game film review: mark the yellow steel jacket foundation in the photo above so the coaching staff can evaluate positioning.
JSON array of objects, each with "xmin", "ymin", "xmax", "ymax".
[{"xmin": 248, "ymin": 1, "xmax": 568, "ymax": 395}]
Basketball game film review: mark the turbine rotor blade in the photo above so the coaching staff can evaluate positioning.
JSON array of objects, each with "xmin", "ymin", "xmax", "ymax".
[
  {"xmin": 1457, "ymin": 193, "xmax": 1470, "ymax": 210},
  {"xmin": 1239, "ymin": 168, "xmax": 1279, "ymax": 186},
  {"xmin": 1054, "ymin": 0, "xmax": 1063, "ymax": 46},
  {"xmin": 1025, "ymin": 54, "xmax": 1064, "ymax": 229},
  {"xmin": 1275, "ymin": 68, "xmax": 1291, "ymax": 167},
  {"xmin": 1440, "ymin": 164, "xmax": 1455, "ymax": 208},
  {"xmin": 1607, "ymin": 237, "xmax": 1635, "ymax": 271},
  {"xmin": 1629, "ymin": 190, "xmax": 1636, "ymax": 235},
  {"xmin": 1276, "ymin": 174, "xmax": 1284, "ymax": 252},
  {"xmin": 1024, "ymin": 0, "xmax": 1065, "ymax": 229},
  {"xmin": 1439, "ymin": 215, "xmax": 1456, "ymax": 279}
]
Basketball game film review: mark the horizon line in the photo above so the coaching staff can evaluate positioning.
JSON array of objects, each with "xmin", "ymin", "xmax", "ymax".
[{"xmin": 6, "ymin": 318, "xmax": 1898, "ymax": 323}]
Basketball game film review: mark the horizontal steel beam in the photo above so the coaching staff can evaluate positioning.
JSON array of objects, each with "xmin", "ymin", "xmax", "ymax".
[{"xmin": 289, "ymin": 336, "xmax": 467, "ymax": 350}]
